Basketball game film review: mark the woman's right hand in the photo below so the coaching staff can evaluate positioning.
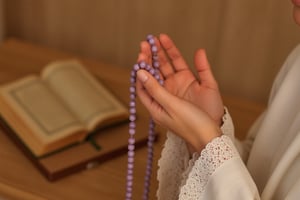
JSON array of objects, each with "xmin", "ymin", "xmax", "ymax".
[{"xmin": 136, "ymin": 69, "xmax": 221, "ymax": 152}]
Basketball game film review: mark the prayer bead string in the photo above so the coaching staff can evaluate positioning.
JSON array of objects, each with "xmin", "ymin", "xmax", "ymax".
[{"xmin": 126, "ymin": 34, "xmax": 163, "ymax": 200}]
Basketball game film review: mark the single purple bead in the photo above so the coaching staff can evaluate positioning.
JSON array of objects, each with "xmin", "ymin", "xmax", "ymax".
[
  {"xmin": 147, "ymin": 149, "xmax": 153, "ymax": 155},
  {"xmin": 148, "ymin": 135, "xmax": 155, "ymax": 142},
  {"xmin": 131, "ymin": 70, "xmax": 136, "ymax": 76},
  {"xmin": 129, "ymin": 86, "xmax": 135, "ymax": 93},
  {"xmin": 127, "ymin": 164, "xmax": 134, "ymax": 171},
  {"xmin": 129, "ymin": 107, "xmax": 136, "ymax": 114},
  {"xmin": 147, "ymin": 140, "xmax": 153, "ymax": 146},
  {"xmin": 130, "ymin": 77, "xmax": 135, "ymax": 84},
  {"xmin": 128, "ymin": 138, "xmax": 135, "ymax": 144},
  {"xmin": 128, "ymin": 144, "xmax": 135, "ymax": 151},
  {"xmin": 149, "ymin": 68, "xmax": 155, "ymax": 75},
  {"xmin": 126, "ymin": 191, "xmax": 132, "ymax": 197},
  {"xmin": 133, "ymin": 64, "xmax": 140, "ymax": 71},
  {"xmin": 129, "ymin": 114, "xmax": 136, "ymax": 121},
  {"xmin": 128, "ymin": 150, "xmax": 134, "ymax": 157},
  {"xmin": 128, "ymin": 180, "xmax": 133, "ymax": 186},
  {"xmin": 146, "ymin": 165, "xmax": 152, "ymax": 171},
  {"xmin": 127, "ymin": 175, "xmax": 133, "ymax": 180},
  {"xmin": 148, "ymin": 38, "xmax": 155, "ymax": 45},
  {"xmin": 128, "ymin": 157, "xmax": 134, "ymax": 163},
  {"xmin": 129, "ymin": 128, "xmax": 135, "ymax": 135},
  {"xmin": 147, "ymin": 34, "xmax": 154, "ymax": 40},
  {"xmin": 129, "ymin": 101, "xmax": 135, "ymax": 107},
  {"xmin": 146, "ymin": 169, "xmax": 152, "ymax": 175},
  {"xmin": 139, "ymin": 61, "xmax": 146, "ymax": 69},
  {"xmin": 128, "ymin": 169, "xmax": 133, "ymax": 174},
  {"xmin": 145, "ymin": 64, "xmax": 151, "ymax": 71},
  {"xmin": 151, "ymin": 46, "xmax": 158, "ymax": 53},
  {"xmin": 153, "ymin": 61, "xmax": 160, "ymax": 68}
]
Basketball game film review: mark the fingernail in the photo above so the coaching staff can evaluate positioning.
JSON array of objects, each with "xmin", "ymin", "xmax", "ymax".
[{"xmin": 137, "ymin": 70, "xmax": 148, "ymax": 83}]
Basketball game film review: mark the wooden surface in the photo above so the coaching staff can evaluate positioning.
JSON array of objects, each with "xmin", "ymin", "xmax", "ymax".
[{"xmin": 0, "ymin": 38, "xmax": 266, "ymax": 200}]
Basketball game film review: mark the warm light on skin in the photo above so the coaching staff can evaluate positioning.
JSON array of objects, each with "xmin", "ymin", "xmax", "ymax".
[{"xmin": 292, "ymin": 0, "xmax": 300, "ymax": 25}]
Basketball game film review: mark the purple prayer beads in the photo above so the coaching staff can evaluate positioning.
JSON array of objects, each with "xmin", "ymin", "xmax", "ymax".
[{"xmin": 126, "ymin": 34, "xmax": 163, "ymax": 200}]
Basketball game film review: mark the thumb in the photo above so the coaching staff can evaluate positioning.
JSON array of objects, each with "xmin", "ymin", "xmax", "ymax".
[
  {"xmin": 194, "ymin": 49, "xmax": 217, "ymax": 88},
  {"xmin": 136, "ymin": 70, "xmax": 173, "ymax": 110}
]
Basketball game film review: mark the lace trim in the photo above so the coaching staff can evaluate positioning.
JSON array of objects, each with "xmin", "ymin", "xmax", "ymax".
[
  {"xmin": 179, "ymin": 107, "xmax": 235, "ymax": 188},
  {"xmin": 221, "ymin": 107, "xmax": 234, "ymax": 141},
  {"xmin": 156, "ymin": 107, "xmax": 235, "ymax": 200},
  {"xmin": 157, "ymin": 131, "xmax": 190, "ymax": 200},
  {"xmin": 179, "ymin": 135, "xmax": 239, "ymax": 199},
  {"xmin": 180, "ymin": 151, "xmax": 200, "ymax": 189}
]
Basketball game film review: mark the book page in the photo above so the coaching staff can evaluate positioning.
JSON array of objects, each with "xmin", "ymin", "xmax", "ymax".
[
  {"xmin": 0, "ymin": 76, "xmax": 86, "ymax": 145},
  {"xmin": 41, "ymin": 60, "xmax": 128, "ymax": 131}
]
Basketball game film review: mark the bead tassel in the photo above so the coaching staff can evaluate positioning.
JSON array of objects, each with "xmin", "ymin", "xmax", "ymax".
[{"xmin": 126, "ymin": 34, "xmax": 163, "ymax": 200}]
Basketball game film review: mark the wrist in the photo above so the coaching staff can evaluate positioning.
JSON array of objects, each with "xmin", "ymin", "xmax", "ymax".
[
  {"xmin": 211, "ymin": 107, "xmax": 226, "ymax": 127},
  {"xmin": 192, "ymin": 127, "xmax": 222, "ymax": 153}
]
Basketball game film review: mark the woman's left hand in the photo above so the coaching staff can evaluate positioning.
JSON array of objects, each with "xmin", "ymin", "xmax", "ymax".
[{"xmin": 136, "ymin": 69, "xmax": 221, "ymax": 152}]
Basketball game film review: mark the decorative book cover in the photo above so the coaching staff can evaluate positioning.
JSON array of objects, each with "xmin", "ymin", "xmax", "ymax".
[{"xmin": 0, "ymin": 114, "xmax": 158, "ymax": 181}]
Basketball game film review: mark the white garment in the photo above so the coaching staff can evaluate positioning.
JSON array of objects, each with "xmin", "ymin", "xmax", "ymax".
[{"xmin": 156, "ymin": 43, "xmax": 300, "ymax": 199}]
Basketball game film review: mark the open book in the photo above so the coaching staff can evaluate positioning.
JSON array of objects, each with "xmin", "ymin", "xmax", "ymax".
[{"xmin": 0, "ymin": 60, "xmax": 129, "ymax": 157}]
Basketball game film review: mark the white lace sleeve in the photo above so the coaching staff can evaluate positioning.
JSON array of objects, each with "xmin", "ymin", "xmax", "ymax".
[
  {"xmin": 220, "ymin": 107, "xmax": 247, "ymax": 160},
  {"xmin": 220, "ymin": 107, "xmax": 234, "ymax": 140},
  {"xmin": 157, "ymin": 131, "xmax": 190, "ymax": 200},
  {"xmin": 179, "ymin": 135, "xmax": 239, "ymax": 199},
  {"xmin": 157, "ymin": 108, "xmax": 237, "ymax": 200}
]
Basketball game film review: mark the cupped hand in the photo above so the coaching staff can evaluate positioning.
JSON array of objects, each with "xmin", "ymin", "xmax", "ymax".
[
  {"xmin": 137, "ymin": 34, "xmax": 224, "ymax": 125},
  {"xmin": 136, "ymin": 69, "xmax": 221, "ymax": 152}
]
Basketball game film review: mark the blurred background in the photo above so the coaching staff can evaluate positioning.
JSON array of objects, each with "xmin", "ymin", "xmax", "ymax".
[{"xmin": 1, "ymin": 0, "xmax": 300, "ymax": 104}]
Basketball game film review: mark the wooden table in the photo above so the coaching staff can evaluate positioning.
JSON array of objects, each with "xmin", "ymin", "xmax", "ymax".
[{"xmin": 0, "ymin": 38, "xmax": 266, "ymax": 200}]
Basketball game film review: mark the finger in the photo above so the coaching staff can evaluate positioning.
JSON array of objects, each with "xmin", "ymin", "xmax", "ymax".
[
  {"xmin": 159, "ymin": 33, "xmax": 189, "ymax": 72},
  {"xmin": 136, "ymin": 70, "xmax": 173, "ymax": 125},
  {"xmin": 152, "ymin": 36, "xmax": 175, "ymax": 79},
  {"xmin": 138, "ymin": 41, "xmax": 152, "ymax": 64},
  {"xmin": 137, "ymin": 52, "xmax": 147, "ymax": 62},
  {"xmin": 136, "ymin": 75, "xmax": 160, "ymax": 114},
  {"xmin": 194, "ymin": 49, "xmax": 218, "ymax": 88}
]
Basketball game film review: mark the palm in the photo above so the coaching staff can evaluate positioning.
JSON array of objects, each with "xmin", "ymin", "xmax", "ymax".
[
  {"xmin": 138, "ymin": 34, "xmax": 224, "ymax": 124},
  {"xmin": 163, "ymin": 69, "xmax": 223, "ymax": 124}
]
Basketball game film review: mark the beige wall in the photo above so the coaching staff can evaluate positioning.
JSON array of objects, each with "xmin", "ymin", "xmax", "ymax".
[{"xmin": 4, "ymin": 0, "xmax": 300, "ymax": 103}]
